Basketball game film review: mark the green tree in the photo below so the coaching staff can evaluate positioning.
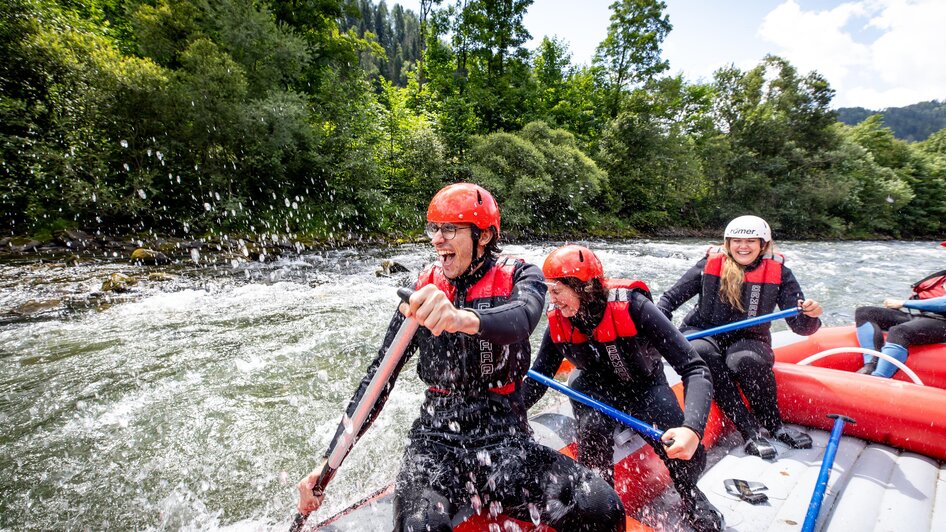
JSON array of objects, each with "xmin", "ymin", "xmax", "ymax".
[
  {"xmin": 709, "ymin": 56, "xmax": 843, "ymax": 236},
  {"xmin": 593, "ymin": 0, "xmax": 671, "ymax": 117},
  {"xmin": 467, "ymin": 121, "xmax": 605, "ymax": 234},
  {"xmin": 844, "ymin": 117, "xmax": 946, "ymax": 237}
]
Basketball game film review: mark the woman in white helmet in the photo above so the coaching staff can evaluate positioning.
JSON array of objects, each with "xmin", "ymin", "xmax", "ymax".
[{"xmin": 657, "ymin": 215, "xmax": 823, "ymax": 460}]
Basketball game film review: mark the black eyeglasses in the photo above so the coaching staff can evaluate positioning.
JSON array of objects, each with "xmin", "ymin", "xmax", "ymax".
[{"xmin": 425, "ymin": 222, "xmax": 471, "ymax": 240}]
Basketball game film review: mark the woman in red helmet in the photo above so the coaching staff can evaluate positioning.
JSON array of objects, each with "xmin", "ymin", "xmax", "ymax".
[
  {"xmin": 523, "ymin": 244, "xmax": 723, "ymax": 532},
  {"xmin": 298, "ymin": 185, "xmax": 625, "ymax": 531},
  {"xmin": 657, "ymin": 216, "xmax": 823, "ymax": 460}
]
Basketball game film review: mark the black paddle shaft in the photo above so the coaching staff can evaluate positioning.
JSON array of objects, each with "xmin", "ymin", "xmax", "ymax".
[{"xmin": 289, "ymin": 287, "xmax": 414, "ymax": 532}]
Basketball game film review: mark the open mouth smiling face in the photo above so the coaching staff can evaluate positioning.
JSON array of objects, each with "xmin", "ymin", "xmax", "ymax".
[
  {"xmin": 428, "ymin": 223, "xmax": 474, "ymax": 279},
  {"xmin": 547, "ymin": 281, "xmax": 581, "ymax": 318},
  {"xmin": 728, "ymin": 238, "xmax": 763, "ymax": 266}
]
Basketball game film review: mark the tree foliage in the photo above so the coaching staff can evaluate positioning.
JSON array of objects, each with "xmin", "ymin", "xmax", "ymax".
[
  {"xmin": 838, "ymin": 100, "xmax": 946, "ymax": 142},
  {"xmin": 1, "ymin": 0, "xmax": 943, "ymax": 243}
]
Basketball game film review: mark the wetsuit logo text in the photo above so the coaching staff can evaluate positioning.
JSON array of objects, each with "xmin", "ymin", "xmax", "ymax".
[
  {"xmin": 605, "ymin": 344, "xmax": 631, "ymax": 381},
  {"xmin": 748, "ymin": 284, "xmax": 761, "ymax": 316}
]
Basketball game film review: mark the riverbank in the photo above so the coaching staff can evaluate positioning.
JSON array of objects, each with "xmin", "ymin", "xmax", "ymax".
[{"xmin": 0, "ymin": 224, "xmax": 743, "ymax": 263}]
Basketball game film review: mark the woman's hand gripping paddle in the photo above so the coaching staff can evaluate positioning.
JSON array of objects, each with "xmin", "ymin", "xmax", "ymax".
[{"xmin": 290, "ymin": 288, "xmax": 417, "ymax": 532}]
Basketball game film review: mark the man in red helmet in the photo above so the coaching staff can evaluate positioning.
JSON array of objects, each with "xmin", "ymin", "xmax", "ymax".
[{"xmin": 298, "ymin": 184, "xmax": 626, "ymax": 531}]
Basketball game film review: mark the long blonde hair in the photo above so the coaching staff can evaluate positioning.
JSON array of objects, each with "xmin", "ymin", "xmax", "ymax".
[{"xmin": 719, "ymin": 238, "xmax": 774, "ymax": 311}]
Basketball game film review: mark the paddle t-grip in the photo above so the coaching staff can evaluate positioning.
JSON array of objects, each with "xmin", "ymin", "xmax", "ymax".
[{"xmin": 396, "ymin": 287, "xmax": 414, "ymax": 305}]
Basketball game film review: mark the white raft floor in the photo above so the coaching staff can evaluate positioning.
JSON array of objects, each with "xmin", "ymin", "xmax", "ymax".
[{"xmin": 641, "ymin": 424, "xmax": 946, "ymax": 532}]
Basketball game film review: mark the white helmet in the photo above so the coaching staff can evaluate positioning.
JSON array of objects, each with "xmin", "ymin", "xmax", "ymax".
[{"xmin": 724, "ymin": 215, "xmax": 771, "ymax": 242}]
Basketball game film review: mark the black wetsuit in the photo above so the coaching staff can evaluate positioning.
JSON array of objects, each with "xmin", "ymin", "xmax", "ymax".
[
  {"xmin": 657, "ymin": 253, "xmax": 821, "ymax": 438},
  {"xmin": 325, "ymin": 256, "xmax": 625, "ymax": 532},
  {"xmin": 855, "ymin": 306, "xmax": 946, "ymax": 348},
  {"xmin": 523, "ymin": 287, "xmax": 714, "ymax": 503}
]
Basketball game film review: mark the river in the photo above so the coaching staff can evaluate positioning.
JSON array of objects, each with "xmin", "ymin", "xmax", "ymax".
[{"xmin": 0, "ymin": 239, "xmax": 940, "ymax": 530}]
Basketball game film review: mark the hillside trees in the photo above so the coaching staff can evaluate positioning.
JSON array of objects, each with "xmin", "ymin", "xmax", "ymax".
[{"xmin": 2, "ymin": 0, "xmax": 944, "ymax": 240}]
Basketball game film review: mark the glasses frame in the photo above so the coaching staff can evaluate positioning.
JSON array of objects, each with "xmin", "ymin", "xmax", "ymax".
[{"xmin": 425, "ymin": 222, "xmax": 472, "ymax": 240}]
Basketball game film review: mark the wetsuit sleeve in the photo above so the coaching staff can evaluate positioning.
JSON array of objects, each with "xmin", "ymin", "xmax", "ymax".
[
  {"xmin": 656, "ymin": 257, "xmax": 707, "ymax": 319},
  {"xmin": 474, "ymin": 261, "xmax": 548, "ymax": 345},
  {"xmin": 522, "ymin": 327, "xmax": 565, "ymax": 409},
  {"xmin": 779, "ymin": 266, "xmax": 821, "ymax": 336},
  {"xmin": 632, "ymin": 293, "xmax": 713, "ymax": 437},
  {"xmin": 324, "ymin": 308, "xmax": 418, "ymax": 459},
  {"xmin": 904, "ymin": 295, "xmax": 946, "ymax": 313}
]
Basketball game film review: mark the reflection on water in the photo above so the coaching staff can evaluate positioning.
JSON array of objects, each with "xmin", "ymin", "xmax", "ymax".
[{"xmin": 0, "ymin": 240, "xmax": 939, "ymax": 529}]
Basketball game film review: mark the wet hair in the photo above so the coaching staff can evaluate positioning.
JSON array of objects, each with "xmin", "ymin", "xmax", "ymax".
[
  {"xmin": 720, "ymin": 238, "xmax": 774, "ymax": 311},
  {"xmin": 472, "ymin": 226, "xmax": 502, "ymax": 258}
]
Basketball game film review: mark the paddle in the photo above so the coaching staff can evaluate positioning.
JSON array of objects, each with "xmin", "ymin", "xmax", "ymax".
[
  {"xmin": 526, "ymin": 369, "xmax": 669, "ymax": 444},
  {"xmin": 801, "ymin": 414, "xmax": 856, "ymax": 532},
  {"xmin": 290, "ymin": 287, "xmax": 417, "ymax": 532},
  {"xmin": 683, "ymin": 306, "xmax": 800, "ymax": 341},
  {"xmin": 527, "ymin": 306, "xmax": 803, "ymax": 445}
]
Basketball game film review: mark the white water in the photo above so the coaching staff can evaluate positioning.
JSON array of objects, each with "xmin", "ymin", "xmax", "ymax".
[{"xmin": 0, "ymin": 240, "xmax": 940, "ymax": 529}]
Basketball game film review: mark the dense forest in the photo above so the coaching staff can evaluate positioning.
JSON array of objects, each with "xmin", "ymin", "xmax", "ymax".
[
  {"xmin": 1, "ymin": 0, "xmax": 945, "ymax": 243},
  {"xmin": 838, "ymin": 100, "xmax": 946, "ymax": 143}
]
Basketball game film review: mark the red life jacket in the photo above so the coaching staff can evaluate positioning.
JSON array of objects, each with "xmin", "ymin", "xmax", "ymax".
[
  {"xmin": 415, "ymin": 256, "xmax": 521, "ymax": 395},
  {"xmin": 701, "ymin": 247, "xmax": 783, "ymax": 318},
  {"xmin": 703, "ymin": 248, "xmax": 784, "ymax": 286},
  {"xmin": 912, "ymin": 269, "xmax": 946, "ymax": 300},
  {"xmin": 416, "ymin": 256, "xmax": 517, "ymax": 305},
  {"xmin": 547, "ymin": 279, "xmax": 651, "ymax": 381}
]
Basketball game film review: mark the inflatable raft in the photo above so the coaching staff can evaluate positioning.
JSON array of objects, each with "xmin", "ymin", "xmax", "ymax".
[{"xmin": 313, "ymin": 327, "xmax": 946, "ymax": 531}]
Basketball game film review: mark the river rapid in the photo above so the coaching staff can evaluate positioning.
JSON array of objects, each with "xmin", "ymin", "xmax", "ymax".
[{"xmin": 0, "ymin": 239, "xmax": 940, "ymax": 530}]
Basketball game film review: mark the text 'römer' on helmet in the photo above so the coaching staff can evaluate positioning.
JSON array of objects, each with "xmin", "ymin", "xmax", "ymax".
[{"xmin": 724, "ymin": 215, "xmax": 771, "ymax": 242}]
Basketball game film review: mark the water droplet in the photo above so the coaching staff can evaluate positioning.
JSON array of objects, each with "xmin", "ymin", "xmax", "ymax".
[
  {"xmin": 477, "ymin": 450, "xmax": 492, "ymax": 466},
  {"xmin": 489, "ymin": 501, "xmax": 502, "ymax": 518},
  {"xmin": 528, "ymin": 503, "xmax": 541, "ymax": 525},
  {"xmin": 137, "ymin": 189, "xmax": 147, "ymax": 199},
  {"xmin": 470, "ymin": 494, "xmax": 482, "ymax": 513},
  {"xmin": 503, "ymin": 520, "xmax": 523, "ymax": 532}
]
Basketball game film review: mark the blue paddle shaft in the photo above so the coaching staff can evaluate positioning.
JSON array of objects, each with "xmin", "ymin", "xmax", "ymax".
[
  {"xmin": 802, "ymin": 414, "xmax": 856, "ymax": 532},
  {"xmin": 684, "ymin": 307, "xmax": 800, "ymax": 341},
  {"xmin": 526, "ymin": 370, "xmax": 665, "ymax": 442}
]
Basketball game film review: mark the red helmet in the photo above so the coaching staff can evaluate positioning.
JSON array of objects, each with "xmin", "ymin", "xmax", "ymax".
[
  {"xmin": 543, "ymin": 245, "xmax": 604, "ymax": 282},
  {"xmin": 427, "ymin": 183, "xmax": 500, "ymax": 234}
]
